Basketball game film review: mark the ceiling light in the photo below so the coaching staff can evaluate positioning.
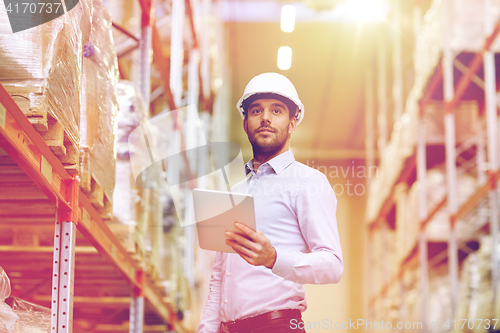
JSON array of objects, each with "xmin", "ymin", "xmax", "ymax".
[
  {"xmin": 339, "ymin": 0, "xmax": 390, "ymax": 23},
  {"xmin": 280, "ymin": 5, "xmax": 296, "ymax": 32},
  {"xmin": 277, "ymin": 46, "xmax": 292, "ymax": 70}
]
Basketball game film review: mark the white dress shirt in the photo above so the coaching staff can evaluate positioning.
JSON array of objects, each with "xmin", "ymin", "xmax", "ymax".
[{"xmin": 198, "ymin": 149, "xmax": 343, "ymax": 333}]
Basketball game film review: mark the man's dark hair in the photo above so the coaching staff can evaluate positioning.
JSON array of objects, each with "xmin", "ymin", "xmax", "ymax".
[{"xmin": 242, "ymin": 93, "xmax": 298, "ymax": 121}]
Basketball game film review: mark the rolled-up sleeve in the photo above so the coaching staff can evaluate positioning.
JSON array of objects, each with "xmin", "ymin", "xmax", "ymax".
[
  {"xmin": 272, "ymin": 173, "xmax": 343, "ymax": 284},
  {"xmin": 198, "ymin": 252, "xmax": 223, "ymax": 333}
]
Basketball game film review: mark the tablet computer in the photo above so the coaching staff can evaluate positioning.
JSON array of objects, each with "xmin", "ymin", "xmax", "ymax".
[{"xmin": 193, "ymin": 188, "xmax": 256, "ymax": 253}]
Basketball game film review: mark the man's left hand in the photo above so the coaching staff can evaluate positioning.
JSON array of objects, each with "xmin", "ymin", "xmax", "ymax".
[{"xmin": 225, "ymin": 222, "xmax": 277, "ymax": 269}]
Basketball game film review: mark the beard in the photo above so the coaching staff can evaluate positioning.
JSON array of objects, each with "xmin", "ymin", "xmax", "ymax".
[{"xmin": 247, "ymin": 124, "xmax": 289, "ymax": 156}]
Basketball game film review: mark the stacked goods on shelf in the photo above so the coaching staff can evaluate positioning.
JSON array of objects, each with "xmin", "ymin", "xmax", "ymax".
[
  {"xmin": 401, "ymin": 264, "xmax": 451, "ymax": 332},
  {"xmin": 0, "ymin": 267, "xmax": 50, "ymax": 332},
  {"xmin": 428, "ymin": 264, "xmax": 452, "ymax": 331},
  {"xmin": 127, "ymin": 109, "xmax": 173, "ymax": 276},
  {"xmin": 367, "ymin": 99, "xmax": 479, "ymax": 225},
  {"xmin": 111, "ymin": 81, "xmax": 149, "ymax": 264},
  {"xmin": 453, "ymin": 253, "xmax": 479, "ymax": 333},
  {"xmin": 471, "ymin": 236, "xmax": 495, "ymax": 333},
  {"xmin": 414, "ymin": 166, "xmax": 477, "ymax": 241},
  {"xmin": 394, "ymin": 182, "xmax": 411, "ymax": 266},
  {"xmin": 364, "ymin": 95, "xmax": 416, "ymax": 223},
  {"xmin": 387, "ymin": 282, "xmax": 401, "ymax": 330},
  {"xmin": 455, "ymin": 236, "xmax": 497, "ymax": 333},
  {"xmin": 423, "ymin": 101, "xmax": 478, "ymax": 145},
  {"xmin": 372, "ymin": 223, "xmax": 399, "ymax": 288},
  {"xmin": 415, "ymin": 0, "xmax": 500, "ymax": 95},
  {"xmin": 145, "ymin": 189, "xmax": 164, "ymax": 281},
  {"xmin": 113, "ymin": 81, "xmax": 147, "ymax": 224},
  {"xmin": 367, "ymin": 0, "xmax": 500, "ymax": 328},
  {"xmin": 404, "ymin": 267, "xmax": 420, "ymax": 326},
  {"xmin": 373, "ymin": 297, "xmax": 394, "ymax": 332},
  {"xmin": 400, "ymin": 164, "xmax": 477, "ymax": 261},
  {"xmin": 393, "ymin": 238, "xmax": 498, "ymax": 333},
  {"xmin": 370, "ymin": 230, "xmax": 382, "ymax": 300},
  {"xmin": 496, "ymin": 264, "xmax": 500, "ymax": 329},
  {"xmin": 156, "ymin": 195, "xmax": 186, "ymax": 305},
  {"xmin": 455, "ymin": 252, "xmax": 479, "ymax": 333},
  {"xmin": 79, "ymin": 0, "xmax": 119, "ymax": 217},
  {"xmin": 7, "ymin": 298, "xmax": 51, "ymax": 333},
  {"xmin": 0, "ymin": 0, "xmax": 91, "ymax": 169},
  {"xmin": 369, "ymin": 227, "xmax": 398, "ymax": 331},
  {"xmin": 365, "ymin": 0, "xmax": 498, "ymax": 225},
  {"xmin": 0, "ymin": 267, "xmax": 15, "ymax": 332},
  {"xmin": 138, "ymin": 188, "xmax": 163, "ymax": 280}
]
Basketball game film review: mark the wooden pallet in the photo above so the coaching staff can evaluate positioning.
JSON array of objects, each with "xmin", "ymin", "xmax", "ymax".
[
  {"xmin": 79, "ymin": 148, "xmax": 113, "ymax": 220},
  {"xmin": 4, "ymin": 81, "xmax": 115, "ymax": 218},
  {"xmin": 4, "ymin": 81, "xmax": 79, "ymax": 172},
  {"xmin": 81, "ymin": 174, "xmax": 113, "ymax": 220}
]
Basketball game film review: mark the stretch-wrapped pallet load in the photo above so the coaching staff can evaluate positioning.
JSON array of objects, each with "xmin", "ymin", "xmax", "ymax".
[
  {"xmin": 472, "ymin": 236, "xmax": 495, "ymax": 333},
  {"xmin": 405, "ymin": 164, "xmax": 477, "ymax": 249},
  {"xmin": 416, "ymin": 0, "xmax": 500, "ymax": 97},
  {"xmin": 386, "ymin": 281, "xmax": 401, "ymax": 327},
  {"xmin": 404, "ymin": 268, "xmax": 420, "ymax": 327},
  {"xmin": 0, "ymin": 267, "xmax": 15, "ymax": 332},
  {"xmin": 370, "ymin": 227, "xmax": 399, "ymax": 296},
  {"xmin": 0, "ymin": 267, "xmax": 50, "ymax": 333},
  {"xmin": 494, "ymin": 239, "xmax": 500, "ymax": 326},
  {"xmin": 428, "ymin": 264, "xmax": 452, "ymax": 331},
  {"xmin": 111, "ymin": 81, "xmax": 148, "ymax": 257},
  {"xmin": 455, "ymin": 253, "xmax": 479, "ymax": 333},
  {"xmin": 144, "ymin": 189, "xmax": 164, "ymax": 281},
  {"xmin": 402, "ymin": 265, "xmax": 451, "ymax": 331},
  {"xmin": 366, "ymin": 99, "xmax": 479, "ymax": 227},
  {"xmin": 454, "ymin": 236, "xmax": 498, "ymax": 333},
  {"xmin": 0, "ymin": 0, "xmax": 91, "ymax": 167},
  {"xmin": 424, "ymin": 101, "xmax": 478, "ymax": 145},
  {"xmin": 394, "ymin": 182, "xmax": 412, "ymax": 265},
  {"xmin": 79, "ymin": 0, "xmax": 119, "ymax": 215}
]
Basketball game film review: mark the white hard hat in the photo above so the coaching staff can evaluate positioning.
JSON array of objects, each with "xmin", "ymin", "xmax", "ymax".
[{"xmin": 236, "ymin": 73, "xmax": 304, "ymax": 125}]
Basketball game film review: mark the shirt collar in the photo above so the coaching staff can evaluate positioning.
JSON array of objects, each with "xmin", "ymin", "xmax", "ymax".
[{"xmin": 245, "ymin": 149, "xmax": 295, "ymax": 176}]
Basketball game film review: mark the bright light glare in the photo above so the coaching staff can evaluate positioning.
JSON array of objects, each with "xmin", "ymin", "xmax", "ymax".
[
  {"xmin": 277, "ymin": 46, "xmax": 292, "ymax": 70},
  {"xmin": 281, "ymin": 5, "xmax": 296, "ymax": 33},
  {"xmin": 339, "ymin": 0, "xmax": 390, "ymax": 23}
]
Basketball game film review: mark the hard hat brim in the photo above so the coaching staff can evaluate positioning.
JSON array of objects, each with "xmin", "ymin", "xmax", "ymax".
[{"xmin": 236, "ymin": 92, "xmax": 304, "ymax": 125}]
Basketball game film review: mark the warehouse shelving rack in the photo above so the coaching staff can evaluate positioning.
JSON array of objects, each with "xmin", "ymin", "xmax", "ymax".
[
  {"xmin": 365, "ymin": 0, "xmax": 500, "ymax": 330},
  {"xmin": 0, "ymin": 0, "xmax": 214, "ymax": 330},
  {"xmin": 0, "ymin": 79, "xmax": 189, "ymax": 332}
]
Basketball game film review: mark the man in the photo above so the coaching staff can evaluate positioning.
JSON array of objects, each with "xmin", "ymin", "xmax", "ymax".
[{"xmin": 198, "ymin": 73, "xmax": 343, "ymax": 333}]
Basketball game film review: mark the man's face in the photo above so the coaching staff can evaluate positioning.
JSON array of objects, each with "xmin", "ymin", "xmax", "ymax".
[{"xmin": 243, "ymin": 98, "xmax": 297, "ymax": 155}]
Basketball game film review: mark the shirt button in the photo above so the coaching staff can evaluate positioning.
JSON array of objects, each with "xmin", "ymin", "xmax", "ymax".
[
  {"xmin": 225, "ymin": 300, "xmax": 228, "ymax": 303},
  {"xmin": 227, "ymin": 272, "xmax": 230, "ymax": 276}
]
